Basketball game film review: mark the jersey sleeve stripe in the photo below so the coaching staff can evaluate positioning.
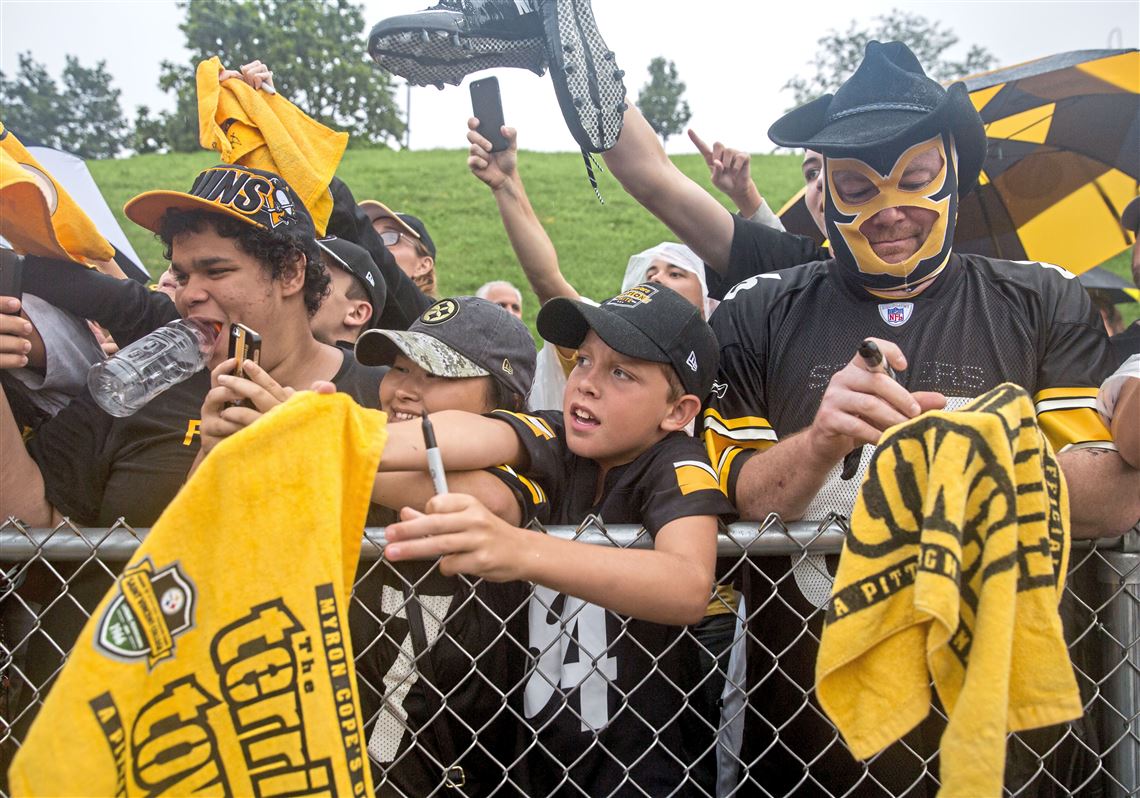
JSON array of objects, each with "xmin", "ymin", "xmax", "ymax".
[
  {"xmin": 674, "ymin": 461, "xmax": 722, "ymax": 496},
  {"xmin": 494, "ymin": 464, "xmax": 548, "ymax": 508},
  {"xmin": 494, "ymin": 410, "xmax": 555, "ymax": 439},
  {"xmin": 702, "ymin": 414, "xmax": 777, "ymax": 442},
  {"xmin": 1037, "ymin": 407, "xmax": 1112, "ymax": 451},
  {"xmin": 1034, "ymin": 397, "xmax": 1099, "ymax": 414}
]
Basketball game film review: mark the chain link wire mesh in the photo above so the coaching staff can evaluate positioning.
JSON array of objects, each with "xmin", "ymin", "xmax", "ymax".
[{"xmin": 2, "ymin": 517, "xmax": 1137, "ymax": 797}]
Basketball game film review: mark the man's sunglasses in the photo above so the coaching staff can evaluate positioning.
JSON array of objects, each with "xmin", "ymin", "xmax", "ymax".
[{"xmin": 379, "ymin": 230, "xmax": 419, "ymax": 249}]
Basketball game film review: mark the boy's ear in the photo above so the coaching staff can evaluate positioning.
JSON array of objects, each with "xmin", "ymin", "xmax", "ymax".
[
  {"xmin": 660, "ymin": 393, "xmax": 702, "ymax": 433},
  {"xmin": 345, "ymin": 300, "xmax": 372, "ymax": 330}
]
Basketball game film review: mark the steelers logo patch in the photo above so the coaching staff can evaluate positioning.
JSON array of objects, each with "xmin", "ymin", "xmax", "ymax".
[{"xmin": 421, "ymin": 299, "xmax": 459, "ymax": 325}]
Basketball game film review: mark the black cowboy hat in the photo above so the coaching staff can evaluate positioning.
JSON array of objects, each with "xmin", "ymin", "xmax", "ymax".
[{"xmin": 769, "ymin": 40, "xmax": 987, "ymax": 194}]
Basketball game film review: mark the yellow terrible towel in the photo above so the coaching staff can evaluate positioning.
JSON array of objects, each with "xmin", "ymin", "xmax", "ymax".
[
  {"xmin": 195, "ymin": 57, "xmax": 348, "ymax": 235},
  {"xmin": 0, "ymin": 123, "xmax": 114, "ymax": 265},
  {"xmin": 9, "ymin": 392, "xmax": 385, "ymax": 797},
  {"xmin": 816, "ymin": 383, "xmax": 1081, "ymax": 798}
]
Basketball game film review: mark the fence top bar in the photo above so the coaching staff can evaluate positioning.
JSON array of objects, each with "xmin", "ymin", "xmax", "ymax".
[
  {"xmin": 2, "ymin": 520, "xmax": 851, "ymax": 561},
  {"xmin": 2, "ymin": 519, "xmax": 1128, "ymax": 563}
]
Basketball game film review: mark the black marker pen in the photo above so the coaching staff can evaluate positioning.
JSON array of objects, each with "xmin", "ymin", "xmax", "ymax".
[{"xmin": 840, "ymin": 339, "xmax": 898, "ymax": 480}]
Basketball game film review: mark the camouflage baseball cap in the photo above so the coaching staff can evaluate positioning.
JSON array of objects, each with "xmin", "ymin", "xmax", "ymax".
[{"xmin": 355, "ymin": 296, "xmax": 536, "ymax": 397}]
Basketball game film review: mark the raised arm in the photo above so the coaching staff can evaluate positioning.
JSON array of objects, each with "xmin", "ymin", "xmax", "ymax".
[
  {"xmin": 468, "ymin": 120, "xmax": 578, "ymax": 303},
  {"xmin": 600, "ymin": 104, "xmax": 735, "ymax": 272}
]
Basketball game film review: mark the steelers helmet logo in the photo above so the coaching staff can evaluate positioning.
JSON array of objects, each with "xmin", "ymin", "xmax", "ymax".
[{"xmin": 421, "ymin": 299, "xmax": 459, "ymax": 325}]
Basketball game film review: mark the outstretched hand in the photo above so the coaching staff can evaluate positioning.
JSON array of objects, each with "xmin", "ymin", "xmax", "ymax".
[
  {"xmin": 198, "ymin": 358, "xmax": 293, "ymax": 456},
  {"xmin": 0, "ymin": 298, "xmax": 35, "ymax": 370},
  {"xmin": 467, "ymin": 117, "xmax": 518, "ymax": 191},
  {"xmin": 689, "ymin": 128, "xmax": 762, "ymax": 217},
  {"xmin": 385, "ymin": 493, "xmax": 529, "ymax": 581},
  {"xmin": 808, "ymin": 337, "xmax": 945, "ymax": 461}
]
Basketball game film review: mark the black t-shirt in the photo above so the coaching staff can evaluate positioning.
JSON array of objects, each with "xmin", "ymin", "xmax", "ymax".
[
  {"xmin": 703, "ymin": 214, "xmax": 829, "ymax": 301},
  {"xmin": 488, "ymin": 409, "xmax": 736, "ymax": 797},
  {"xmin": 28, "ymin": 349, "xmax": 384, "ymax": 526},
  {"xmin": 702, "ymin": 253, "xmax": 1115, "ymax": 796},
  {"xmin": 354, "ymin": 464, "xmax": 545, "ymax": 797}
]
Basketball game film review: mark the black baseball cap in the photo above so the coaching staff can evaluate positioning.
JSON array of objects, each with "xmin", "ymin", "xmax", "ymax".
[
  {"xmin": 125, "ymin": 164, "xmax": 317, "ymax": 243},
  {"xmin": 355, "ymin": 296, "xmax": 535, "ymax": 398},
  {"xmin": 537, "ymin": 282, "xmax": 719, "ymax": 398},
  {"xmin": 316, "ymin": 237, "xmax": 387, "ymax": 331},
  {"xmin": 359, "ymin": 199, "xmax": 436, "ymax": 257}
]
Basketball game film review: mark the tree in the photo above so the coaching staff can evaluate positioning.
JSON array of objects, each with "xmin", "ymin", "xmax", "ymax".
[
  {"xmin": 157, "ymin": 0, "xmax": 405, "ymax": 152},
  {"xmin": 132, "ymin": 106, "xmax": 168, "ymax": 154},
  {"xmin": 0, "ymin": 53, "xmax": 65, "ymax": 147},
  {"xmin": 637, "ymin": 57, "xmax": 692, "ymax": 145},
  {"xmin": 0, "ymin": 52, "xmax": 128, "ymax": 158},
  {"xmin": 59, "ymin": 56, "xmax": 130, "ymax": 158},
  {"xmin": 784, "ymin": 9, "xmax": 996, "ymax": 106}
]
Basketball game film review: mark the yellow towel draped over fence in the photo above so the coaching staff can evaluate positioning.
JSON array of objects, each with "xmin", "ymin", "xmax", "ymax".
[
  {"xmin": 816, "ymin": 383, "xmax": 1082, "ymax": 798},
  {"xmin": 196, "ymin": 56, "xmax": 348, "ymax": 235},
  {"xmin": 0, "ymin": 122, "xmax": 115, "ymax": 266},
  {"xmin": 9, "ymin": 392, "xmax": 386, "ymax": 797}
]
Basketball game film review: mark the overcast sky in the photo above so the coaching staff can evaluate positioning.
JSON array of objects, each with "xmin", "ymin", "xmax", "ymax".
[{"xmin": 2, "ymin": 0, "xmax": 1137, "ymax": 154}]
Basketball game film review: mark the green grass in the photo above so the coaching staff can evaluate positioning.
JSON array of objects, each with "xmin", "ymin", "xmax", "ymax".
[{"xmin": 87, "ymin": 148, "xmax": 1137, "ymax": 331}]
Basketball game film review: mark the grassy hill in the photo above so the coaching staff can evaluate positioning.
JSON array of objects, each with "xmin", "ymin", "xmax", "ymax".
[{"xmin": 87, "ymin": 147, "xmax": 1137, "ymax": 330}]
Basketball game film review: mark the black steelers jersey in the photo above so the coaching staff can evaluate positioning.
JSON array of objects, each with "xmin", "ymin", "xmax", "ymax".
[
  {"xmin": 701, "ymin": 252, "xmax": 1115, "ymax": 797},
  {"xmin": 489, "ymin": 409, "xmax": 736, "ymax": 797},
  {"xmin": 704, "ymin": 252, "xmax": 1115, "ymax": 516}
]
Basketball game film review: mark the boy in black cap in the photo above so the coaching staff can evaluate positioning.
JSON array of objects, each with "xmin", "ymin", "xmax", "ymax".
[
  {"xmin": 367, "ymin": 283, "xmax": 735, "ymax": 795},
  {"xmin": 310, "ymin": 236, "xmax": 388, "ymax": 346}
]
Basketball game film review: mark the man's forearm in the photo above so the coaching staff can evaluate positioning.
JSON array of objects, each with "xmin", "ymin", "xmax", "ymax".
[
  {"xmin": 732, "ymin": 430, "xmax": 840, "ymax": 521},
  {"xmin": 492, "ymin": 175, "xmax": 577, "ymax": 304},
  {"xmin": 1060, "ymin": 447, "xmax": 1140, "ymax": 539},
  {"xmin": 0, "ymin": 388, "xmax": 59, "ymax": 526},
  {"xmin": 601, "ymin": 104, "xmax": 734, "ymax": 271}
]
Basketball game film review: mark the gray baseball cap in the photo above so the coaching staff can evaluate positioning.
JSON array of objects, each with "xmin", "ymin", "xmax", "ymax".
[{"xmin": 355, "ymin": 296, "xmax": 536, "ymax": 397}]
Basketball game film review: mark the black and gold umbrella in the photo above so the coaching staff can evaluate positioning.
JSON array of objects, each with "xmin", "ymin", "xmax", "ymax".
[{"xmin": 777, "ymin": 49, "xmax": 1140, "ymax": 275}]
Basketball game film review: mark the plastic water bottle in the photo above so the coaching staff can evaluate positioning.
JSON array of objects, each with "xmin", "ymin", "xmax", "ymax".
[{"xmin": 88, "ymin": 318, "xmax": 220, "ymax": 417}]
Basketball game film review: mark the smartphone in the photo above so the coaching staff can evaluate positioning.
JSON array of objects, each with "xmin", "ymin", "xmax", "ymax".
[
  {"xmin": 227, "ymin": 323, "xmax": 262, "ymax": 408},
  {"xmin": 0, "ymin": 250, "xmax": 24, "ymax": 311},
  {"xmin": 470, "ymin": 76, "xmax": 509, "ymax": 152}
]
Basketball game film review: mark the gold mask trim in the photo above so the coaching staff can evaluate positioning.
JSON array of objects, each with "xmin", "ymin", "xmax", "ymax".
[{"xmin": 826, "ymin": 135, "xmax": 952, "ymax": 282}]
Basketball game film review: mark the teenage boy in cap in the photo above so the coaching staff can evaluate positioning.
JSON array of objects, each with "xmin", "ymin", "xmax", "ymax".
[
  {"xmin": 310, "ymin": 236, "xmax": 388, "ymax": 346},
  {"xmin": 359, "ymin": 199, "xmax": 438, "ymax": 298},
  {"xmin": 358, "ymin": 283, "xmax": 736, "ymax": 795},
  {"xmin": 0, "ymin": 164, "xmax": 385, "ymax": 527}
]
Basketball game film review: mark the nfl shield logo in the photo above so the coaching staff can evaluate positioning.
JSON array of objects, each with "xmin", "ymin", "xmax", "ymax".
[{"xmin": 879, "ymin": 302, "xmax": 914, "ymax": 327}]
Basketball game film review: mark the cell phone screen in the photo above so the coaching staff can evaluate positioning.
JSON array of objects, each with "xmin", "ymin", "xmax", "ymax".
[{"xmin": 470, "ymin": 76, "xmax": 509, "ymax": 152}]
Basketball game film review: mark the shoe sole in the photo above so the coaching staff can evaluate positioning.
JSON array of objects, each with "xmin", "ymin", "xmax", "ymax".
[
  {"xmin": 543, "ymin": 0, "xmax": 625, "ymax": 152},
  {"xmin": 368, "ymin": 10, "xmax": 546, "ymax": 88}
]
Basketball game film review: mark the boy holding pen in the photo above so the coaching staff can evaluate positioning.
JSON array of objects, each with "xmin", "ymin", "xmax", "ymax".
[{"xmin": 371, "ymin": 283, "xmax": 736, "ymax": 795}]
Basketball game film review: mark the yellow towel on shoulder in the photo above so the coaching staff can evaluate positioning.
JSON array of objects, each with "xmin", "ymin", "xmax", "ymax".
[
  {"xmin": 816, "ymin": 383, "xmax": 1081, "ymax": 798},
  {"xmin": 9, "ymin": 392, "xmax": 385, "ymax": 797},
  {"xmin": 0, "ymin": 123, "xmax": 114, "ymax": 265},
  {"xmin": 196, "ymin": 57, "xmax": 348, "ymax": 235}
]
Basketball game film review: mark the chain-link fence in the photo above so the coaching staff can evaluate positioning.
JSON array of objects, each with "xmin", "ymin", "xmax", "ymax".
[{"xmin": 2, "ymin": 517, "xmax": 1138, "ymax": 797}]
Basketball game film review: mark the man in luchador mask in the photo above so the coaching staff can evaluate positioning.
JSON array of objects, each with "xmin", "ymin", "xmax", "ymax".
[{"xmin": 695, "ymin": 41, "xmax": 1136, "ymax": 795}]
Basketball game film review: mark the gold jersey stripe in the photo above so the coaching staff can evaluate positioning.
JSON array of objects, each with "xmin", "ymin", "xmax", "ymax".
[
  {"xmin": 1037, "ymin": 406, "xmax": 1112, "ymax": 451},
  {"xmin": 674, "ymin": 460, "xmax": 722, "ymax": 496},
  {"xmin": 496, "ymin": 411, "xmax": 555, "ymax": 440}
]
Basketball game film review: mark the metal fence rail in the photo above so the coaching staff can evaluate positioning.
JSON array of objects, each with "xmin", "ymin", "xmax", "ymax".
[{"xmin": 2, "ymin": 518, "xmax": 1137, "ymax": 797}]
